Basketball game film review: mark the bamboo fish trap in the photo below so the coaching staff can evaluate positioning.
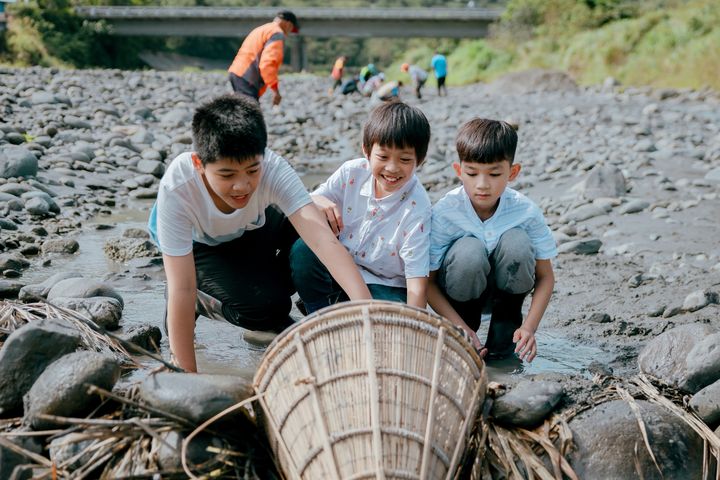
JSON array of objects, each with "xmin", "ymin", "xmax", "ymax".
[{"xmin": 254, "ymin": 300, "xmax": 487, "ymax": 480}]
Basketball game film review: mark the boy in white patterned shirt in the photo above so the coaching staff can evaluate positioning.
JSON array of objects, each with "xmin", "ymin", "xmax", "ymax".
[
  {"xmin": 291, "ymin": 101, "xmax": 432, "ymax": 313},
  {"xmin": 427, "ymin": 119, "xmax": 557, "ymax": 362}
]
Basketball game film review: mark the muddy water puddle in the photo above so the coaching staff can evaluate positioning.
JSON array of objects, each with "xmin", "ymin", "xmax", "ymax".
[{"xmin": 21, "ymin": 194, "xmax": 609, "ymax": 381}]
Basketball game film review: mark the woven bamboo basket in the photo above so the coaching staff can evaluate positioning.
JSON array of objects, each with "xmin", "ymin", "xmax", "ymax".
[{"xmin": 253, "ymin": 300, "xmax": 487, "ymax": 480}]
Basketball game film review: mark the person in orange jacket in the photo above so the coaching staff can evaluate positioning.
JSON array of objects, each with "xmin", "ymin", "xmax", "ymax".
[{"xmin": 228, "ymin": 10, "xmax": 300, "ymax": 106}]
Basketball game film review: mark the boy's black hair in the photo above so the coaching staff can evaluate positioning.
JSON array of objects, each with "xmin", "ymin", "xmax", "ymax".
[
  {"xmin": 362, "ymin": 101, "xmax": 431, "ymax": 165},
  {"xmin": 192, "ymin": 94, "xmax": 267, "ymax": 165},
  {"xmin": 456, "ymin": 118, "xmax": 518, "ymax": 164}
]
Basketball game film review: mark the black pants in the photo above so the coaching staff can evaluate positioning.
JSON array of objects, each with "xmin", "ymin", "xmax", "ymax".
[{"xmin": 191, "ymin": 206, "xmax": 297, "ymax": 332}]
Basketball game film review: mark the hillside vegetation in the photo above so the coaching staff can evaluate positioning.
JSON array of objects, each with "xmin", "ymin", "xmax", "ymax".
[{"xmin": 1, "ymin": 0, "xmax": 718, "ymax": 90}]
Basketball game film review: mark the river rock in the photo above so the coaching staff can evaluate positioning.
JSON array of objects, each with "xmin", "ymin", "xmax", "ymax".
[
  {"xmin": 51, "ymin": 296, "xmax": 123, "ymax": 330},
  {"xmin": 18, "ymin": 271, "xmax": 83, "ymax": 301},
  {"xmin": 119, "ymin": 324, "xmax": 161, "ymax": 352},
  {"xmin": 0, "ymin": 253, "xmax": 30, "ymax": 272},
  {"xmin": 138, "ymin": 373, "xmax": 253, "ymax": 424},
  {"xmin": 577, "ymin": 164, "xmax": 627, "ymax": 199},
  {"xmin": 558, "ymin": 239, "xmax": 602, "ymax": 255},
  {"xmin": 638, "ymin": 323, "xmax": 720, "ymax": 393},
  {"xmin": 689, "ymin": 380, "xmax": 720, "ymax": 429},
  {"xmin": 47, "ymin": 277, "xmax": 124, "ymax": 307},
  {"xmin": 0, "ymin": 319, "xmax": 81, "ymax": 415},
  {"xmin": 560, "ymin": 204, "xmax": 608, "ymax": 223},
  {"xmin": 103, "ymin": 237, "xmax": 158, "ymax": 263},
  {"xmin": 490, "ymin": 380, "xmax": 564, "ymax": 429},
  {"xmin": 49, "ymin": 433, "xmax": 96, "ymax": 470},
  {"xmin": 41, "ymin": 238, "xmax": 80, "ymax": 254},
  {"xmin": 0, "ymin": 435, "xmax": 42, "ymax": 480},
  {"xmin": 24, "ymin": 351, "xmax": 120, "ymax": 429},
  {"xmin": 0, "ymin": 280, "xmax": 25, "ymax": 299},
  {"xmin": 682, "ymin": 289, "xmax": 718, "ymax": 312},
  {"xmin": 569, "ymin": 400, "xmax": 703, "ymax": 479},
  {"xmin": 24, "ymin": 196, "xmax": 50, "ymax": 215},
  {"xmin": 619, "ymin": 199, "xmax": 650, "ymax": 214},
  {"xmin": 0, "ymin": 146, "xmax": 38, "ymax": 178},
  {"xmin": 154, "ymin": 430, "xmax": 225, "ymax": 470}
]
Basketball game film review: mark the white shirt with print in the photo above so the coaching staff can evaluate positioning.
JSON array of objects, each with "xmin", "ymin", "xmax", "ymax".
[
  {"xmin": 314, "ymin": 157, "xmax": 431, "ymax": 288},
  {"xmin": 150, "ymin": 149, "xmax": 311, "ymax": 256}
]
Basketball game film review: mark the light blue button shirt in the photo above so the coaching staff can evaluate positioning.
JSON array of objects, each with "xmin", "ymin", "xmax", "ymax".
[{"xmin": 430, "ymin": 186, "xmax": 557, "ymax": 271}]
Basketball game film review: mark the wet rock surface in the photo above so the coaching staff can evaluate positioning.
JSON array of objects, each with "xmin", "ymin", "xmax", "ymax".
[
  {"xmin": 138, "ymin": 372, "xmax": 254, "ymax": 424},
  {"xmin": 24, "ymin": 350, "xmax": 121, "ymax": 429}
]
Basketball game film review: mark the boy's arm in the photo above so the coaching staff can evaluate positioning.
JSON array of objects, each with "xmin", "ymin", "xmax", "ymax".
[
  {"xmin": 513, "ymin": 259, "xmax": 555, "ymax": 362},
  {"xmin": 311, "ymin": 194, "xmax": 343, "ymax": 235},
  {"xmin": 289, "ymin": 203, "xmax": 371, "ymax": 301},
  {"xmin": 427, "ymin": 271, "xmax": 485, "ymax": 355},
  {"xmin": 163, "ymin": 253, "xmax": 198, "ymax": 373},
  {"xmin": 406, "ymin": 277, "xmax": 428, "ymax": 310}
]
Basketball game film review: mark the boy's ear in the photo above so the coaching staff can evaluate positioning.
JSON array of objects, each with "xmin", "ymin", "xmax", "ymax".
[
  {"xmin": 452, "ymin": 162, "xmax": 462, "ymax": 178},
  {"xmin": 509, "ymin": 163, "xmax": 521, "ymax": 181},
  {"xmin": 361, "ymin": 144, "xmax": 369, "ymax": 159},
  {"xmin": 191, "ymin": 153, "xmax": 204, "ymax": 172}
]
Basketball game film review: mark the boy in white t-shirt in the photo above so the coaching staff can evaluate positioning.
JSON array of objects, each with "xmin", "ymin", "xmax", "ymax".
[
  {"xmin": 148, "ymin": 94, "xmax": 371, "ymax": 372},
  {"xmin": 290, "ymin": 101, "xmax": 432, "ymax": 313}
]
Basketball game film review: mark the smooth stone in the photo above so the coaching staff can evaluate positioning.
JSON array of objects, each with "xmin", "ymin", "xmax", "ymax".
[
  {"xmin": 24, "ymin": 351, "xmax": 120, "ymax": 429},
  {"xmin": 18, "ymin": 271, "xmax": 83, "ymax": 301},
  {"xmin": 47, "ymin": 278, "xmax": 124, "ymax": 308},
  {"xmin": 491, "ymin": 380, "xmax": 564, "ymax": 429},
  {"xmin": 51, "ymin": 296, "xmax": 123, "ymax": 330},
  {"xmin": 138, "ymin": 373, "xmax": 253, "ymax": 424},
  {"xmin": 0, "ymin": 319, "xmax": 81, "ymax": 415},
  {"xmin": 689, "ymin": 380, "xmax": 720, "ymax": 429},
  {"xmin": 41, "ymin": 238, "xmax": 80, "ymax": 254}
]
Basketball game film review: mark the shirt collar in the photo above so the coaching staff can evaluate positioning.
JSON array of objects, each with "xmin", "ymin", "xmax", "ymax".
[
  {"xmin": 460, "ymin": 186, "xmax": 507, "ymax": 224},
  {"xmin": 360, "ymin": 174, "xmax": 418, "ymax": 211}
]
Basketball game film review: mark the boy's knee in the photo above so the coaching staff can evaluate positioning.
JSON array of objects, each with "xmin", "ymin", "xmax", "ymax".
[
  {"xmin": 289, "ymin": 239, "xmax": 317, "ymax": 272},
  {"xmin": 494, "ymin": 229, "xmax": 535, "ymax": 294},
  {"xmin": 441, "ymin": 236, "xmax": 491, "ymax": 301}
]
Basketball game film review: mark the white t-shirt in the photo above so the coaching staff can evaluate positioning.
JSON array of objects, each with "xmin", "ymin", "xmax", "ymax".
[
  {"xmin": 149, "ymin": 149, "xmax": 311, "ymax": 256},
  {"xmin": 315, "ymin": 158, "xmax": 431, "ymax": 288}
]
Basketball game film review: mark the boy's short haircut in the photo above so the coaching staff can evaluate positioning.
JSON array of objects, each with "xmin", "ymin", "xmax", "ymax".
[
  {"xmin": 456, "ymin": 118, "xmax": 518, "ymax": 164},
  {"xmin": 192, "ymin": 94, "xmax": 267, "ymax": 165},
  {"xmin": 362, "ymin": 101, "xmax": 431, "ymax": 165}
]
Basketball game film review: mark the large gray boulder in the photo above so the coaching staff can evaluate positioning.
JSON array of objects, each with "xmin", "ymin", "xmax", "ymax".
[
  {"xmin": 24, "ymin": 351, "xmax": 120, "ymax": 429},
  {"xmin": 569, "ymin": 400, "xmax": 703, "ymax": 479},
  {"xmin": 138, "ymin": 373, "xmax": 253, "ymax": 424},
  {"xmin": 689, "ymin": 380, "xmax": 720, "ymax": 429},
  {"xmin": 47, "ymin": 278, "xmax": 124, "ymax": 308},
  {"xmin": 0, "ymin": 146, "xmax": 38, "ymax": 178},
  {"xmin": 0, "ymin": 320, "xmax": 81, "ymax": 415},
  {"xmin": 638, "ymin": 324, "xmax": 720, "ymax": 393},
  {"xmin": 18, "ymin": 271, "xmax": 83, "ymax": 301},
  {"xmin": 491, "ymin": 380, "xmax": 564, "ymax": 429},
  {"xmin": 51, "ymin": 297, "xmax": 123, "ymax": 330}
]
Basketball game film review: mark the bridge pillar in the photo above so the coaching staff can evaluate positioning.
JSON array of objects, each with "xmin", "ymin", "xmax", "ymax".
[{"xmin": 289, "ymin": 36, "xmax": 306, "ymax": 72}]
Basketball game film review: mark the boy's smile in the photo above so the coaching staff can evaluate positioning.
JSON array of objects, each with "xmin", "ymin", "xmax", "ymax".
[
  {"xmin": 192, "ymin": 153, "xmax": 263, "ymax": 213},
  {"xmin": 366, "ymin": 144, "xmax": 418, "ymax": 198},
  {"xmin": 454, "ymin": 160, "xmax": 521, "ymax": 220}
]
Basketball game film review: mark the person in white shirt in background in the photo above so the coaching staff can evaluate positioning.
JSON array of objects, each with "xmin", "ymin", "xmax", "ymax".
[
  {"xmin": 290, "ymin": 101, "xmax": 432, "ymax": 313},
  {"xmin": 148, "ymin": 94, "xmax": 370, "ymax": 372},
  {"xmin": 427, "ymin": 119, "xmax": 557, "ymax": 362}
]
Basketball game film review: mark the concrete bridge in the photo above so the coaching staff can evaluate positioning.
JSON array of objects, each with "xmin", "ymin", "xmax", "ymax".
[{"xmin": 76, "ymin": 6, "xmax": 503, "ymax": 69}]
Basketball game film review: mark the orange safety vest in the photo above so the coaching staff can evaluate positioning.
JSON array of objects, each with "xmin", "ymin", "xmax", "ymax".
[{"xmin": 228, "ymin": 22, "xmax": 285, "ymax": 99}]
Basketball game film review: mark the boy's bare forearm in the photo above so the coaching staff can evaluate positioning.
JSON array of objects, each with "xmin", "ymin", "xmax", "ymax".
[
  {"xmin": 167, "ymin": 290, "xmax": 197, "ymax": 372},
  {"xmin": 523, "ymin": 259, "xmax": 555, "ymax": 333},
  {"xmin": 406, "ymin": 277, "xmax": 428, "ymax": 310},
  {"xmin": 427, "ymin": 273, "xmax": 466, "ymax": 328}
]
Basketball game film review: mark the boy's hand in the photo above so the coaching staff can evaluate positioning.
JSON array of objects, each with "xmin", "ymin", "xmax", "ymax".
[
  {"xmin": 272, "ymin": 91, "xmax": 282, "ymax": 106},
  {"xmin": 313, "ymin": 195, "xmax": 343, "ymax": 235},
  {"xmin": 513, "ymin": 327, "xmax": 537, "ymax": 362},
  {"xmin": 464, "ymin": 327, "xmax": 487, "ymax": 359}
]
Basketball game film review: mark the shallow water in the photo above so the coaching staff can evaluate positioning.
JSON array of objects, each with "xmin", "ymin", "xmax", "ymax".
[{"xmin": 21, "ymin": 197, "xmax": 610, "ymax": 381}]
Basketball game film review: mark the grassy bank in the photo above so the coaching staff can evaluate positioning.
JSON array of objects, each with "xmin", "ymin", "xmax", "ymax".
[{"xmin": 395, "ymin": 0, "xmax": 720, "ymax": 90}]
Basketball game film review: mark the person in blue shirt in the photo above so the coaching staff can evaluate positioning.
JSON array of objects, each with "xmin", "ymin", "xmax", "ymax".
[
  {"xmin": 430, "ymin": 52, "xmax": 448, "ymax": 97},
  {"xmin": 427, "ymin": 119, "xmax": 557, "ymax": 362}
]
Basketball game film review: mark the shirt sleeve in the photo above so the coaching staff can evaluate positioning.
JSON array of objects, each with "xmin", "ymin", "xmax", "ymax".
[
  {"xmin": 313, "ymin": 162, "xmax": 347, "ymax": 206},
  {"xmin": 400, "ymin": 207, "xmax": 431, "ymax": 278},
  {"xmin": 265, "ymin": 151, "xmax": 312, "ymax": 216},
  {"xmin": 259, "ymin": 32, "xmax": 284, "ymax": 91},
  {"xmin": 525, "ymin": 206, "xmax": 558, "ymax": 259},
  {"xmin": 155, "ymin": 184, "xmax": 194, "ymax": 257},
  {"xmin": 429, "ymin": 206, "xmax": 459, "ymax": 271}
]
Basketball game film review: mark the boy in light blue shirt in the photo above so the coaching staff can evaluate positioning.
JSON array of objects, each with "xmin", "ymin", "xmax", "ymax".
[{"xmin": 427, "ymin": 119, "xmax": 557, "ymax": 362}]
